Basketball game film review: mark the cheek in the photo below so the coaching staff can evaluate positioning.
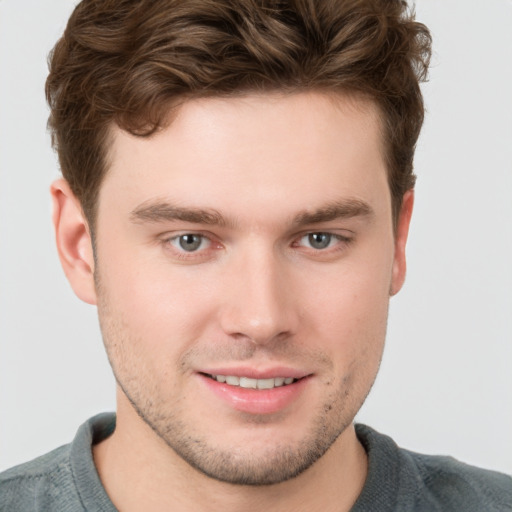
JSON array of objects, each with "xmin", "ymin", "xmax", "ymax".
[
  {"xmin": 95, "ymin": 246, "xmax": 218, "ymax": 356},
  {"xmin": 307, "ymin": 254, "xmax": 392, "ymax": 318},
  {"xmin": 299, "ymin": 254, "xmax": 392, "ymax": 362}
]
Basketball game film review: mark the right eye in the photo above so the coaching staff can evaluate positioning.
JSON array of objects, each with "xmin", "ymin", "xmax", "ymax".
[{"xmin": 169, "ymin": 234, "xmax": 211, "ymax": 253}]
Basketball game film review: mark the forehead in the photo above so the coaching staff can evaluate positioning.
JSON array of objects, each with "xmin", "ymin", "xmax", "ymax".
[{"xmin": 100, "ymin": 92, "xmax": 389, "ymax": 225}]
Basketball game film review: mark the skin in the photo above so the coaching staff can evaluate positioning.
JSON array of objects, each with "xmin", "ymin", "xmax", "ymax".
[{"xmin": 52, "ymin": 91, "xmax": 413, "ymax": 512}]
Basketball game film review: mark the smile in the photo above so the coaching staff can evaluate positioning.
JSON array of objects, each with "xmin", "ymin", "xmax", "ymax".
[{"xmin": 208, "ymin": 374, "xmax": 297, "ymax": 389}]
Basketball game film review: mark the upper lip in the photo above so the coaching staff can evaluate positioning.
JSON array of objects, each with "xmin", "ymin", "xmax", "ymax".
[{"xmin": 197, "ymin": 367, "xmax": 311, "ymax": 380}]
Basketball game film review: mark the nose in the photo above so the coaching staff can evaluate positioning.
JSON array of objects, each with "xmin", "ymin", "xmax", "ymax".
[{"xmin": 218, "ymin": 248, "xmax": 298, "ymax": 346}]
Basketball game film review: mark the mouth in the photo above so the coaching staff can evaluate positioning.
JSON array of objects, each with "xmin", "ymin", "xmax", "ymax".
[
  {"xmin": 203, "ymin": 374, "xmax": 299, "ymax": 390},
  {"xmin": 198, "ymin": 371, "xmax": 310, "ymax": 414}
]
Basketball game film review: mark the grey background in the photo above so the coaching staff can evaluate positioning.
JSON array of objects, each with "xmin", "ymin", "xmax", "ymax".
[{"xmin": 1, "ymin": 1, "xmax": 511, "ymax": 473}]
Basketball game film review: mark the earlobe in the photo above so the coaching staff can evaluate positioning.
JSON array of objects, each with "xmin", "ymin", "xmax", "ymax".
[
  {"xmin": 51, "ymin": 179, "xmax": 97, "ymax": 305},
  {"xmin": 390, "ymin": 190, "xmax": 414, "ymax": 296}
]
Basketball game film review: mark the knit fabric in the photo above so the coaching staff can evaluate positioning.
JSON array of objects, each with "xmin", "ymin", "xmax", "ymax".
[{"xmin": 1, "ymin": 414, "xmax": 511, "ymax": 511}]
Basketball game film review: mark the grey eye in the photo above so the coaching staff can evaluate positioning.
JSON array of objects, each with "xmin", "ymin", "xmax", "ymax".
[
  {"xmin": 307, "ymin": 233, "xmax": 332, "ymax": 249},
  {"xmin": 178, "ymin": 234, "xmax": 203, "ymax": 252}
]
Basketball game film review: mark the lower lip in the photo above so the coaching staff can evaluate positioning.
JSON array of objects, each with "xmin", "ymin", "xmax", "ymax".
[{"xmin": 198, "ymin": 374, "xmax": 310, "ymax": 415}]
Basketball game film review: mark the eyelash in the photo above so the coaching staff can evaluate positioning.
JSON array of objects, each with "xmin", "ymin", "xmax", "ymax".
[
  {"xmin": 162, "ymin": 231, "xmax": 353, "ymax": 261},
  {"xmin": 164, "ymin": 232, "xmax": 216, "ymax": 260},
  {"xmin": 293, "ymin": 232, "xmax": 353, "ymax": 252}
]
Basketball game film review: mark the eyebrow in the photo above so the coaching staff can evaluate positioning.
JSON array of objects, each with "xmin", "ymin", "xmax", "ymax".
[
  {"xmin": 130, "ymin": 201, "xmax": 229, "ymax": 227},
  {"xmin": 130, "ymin": 197, "xmax": 374, "ymax": 228},
  {"xmin": 292, "ymin": 199, "xmax": 374, "ymax": 226}
]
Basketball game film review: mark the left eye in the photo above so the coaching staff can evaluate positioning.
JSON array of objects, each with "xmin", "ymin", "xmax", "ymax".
[
  {"xmin": 300, "ymin": 233, "xmax": 338, "ymax": 250},
  {"xmin": 170, "ymin": 234, "xmax": 210, "ymax": 252}
]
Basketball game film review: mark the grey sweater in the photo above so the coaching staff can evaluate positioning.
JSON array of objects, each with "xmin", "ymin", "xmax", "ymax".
[{"xmin": 1, "ymin": 413, "xmax": 511, "ymax": 511}]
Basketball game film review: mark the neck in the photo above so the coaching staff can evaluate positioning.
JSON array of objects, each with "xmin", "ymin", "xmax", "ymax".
[{"xmin": 93, "ymin": 395, "xmax": 368, "ymax": 512}]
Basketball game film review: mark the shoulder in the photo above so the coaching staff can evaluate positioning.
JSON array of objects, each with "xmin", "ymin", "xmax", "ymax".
[
  {"xmin": 355, "ymin": 424, "xmax": 512, "ymax": 511},
  {"xmin": 403, "ymin": 449, "xmax": 512, "ymax": 511},
  {"xmin": 0, "ymin": 443, "xmax": 83, "ymax": 511},
  {"xmin": 0, "ymin": 413, "xmax": 116, "ymax": 512}
]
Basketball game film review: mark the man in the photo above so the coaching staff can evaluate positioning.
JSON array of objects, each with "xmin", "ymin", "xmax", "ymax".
[{"xmin": 1, "ymin": 0, "xmax": 511, "ymax": 510}]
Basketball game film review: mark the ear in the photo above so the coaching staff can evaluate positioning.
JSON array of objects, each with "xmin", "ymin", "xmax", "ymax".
[
  {"xmin": 51, "ymin": 179, "xmax": 97, "ymax": 305},
  {"xmin": 390, "ymin": 189, "xmax": 414, "ymax": 296}
]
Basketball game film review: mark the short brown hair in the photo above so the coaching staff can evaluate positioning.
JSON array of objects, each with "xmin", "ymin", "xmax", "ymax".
[{"xmin": 46, "ymin": 0, "xmax": 431, "ymax": 227}]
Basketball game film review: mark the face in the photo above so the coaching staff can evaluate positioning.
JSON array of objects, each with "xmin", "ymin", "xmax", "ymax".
[{"xmin": 89, "ymin": 92, "xmax": 406, "ymax": 485}]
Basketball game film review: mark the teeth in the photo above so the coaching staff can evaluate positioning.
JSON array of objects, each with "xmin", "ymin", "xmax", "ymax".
[
  {"xmin": 240, "ymin": 377, "xmax": 257, "ymax": 389},
  {"xmin": 257, "ymin": 378, "xmax": 275, "ymax": 390},
  {"xmin": 211, "ymin": 375, "xmax": 297, "ymax": 389}
]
